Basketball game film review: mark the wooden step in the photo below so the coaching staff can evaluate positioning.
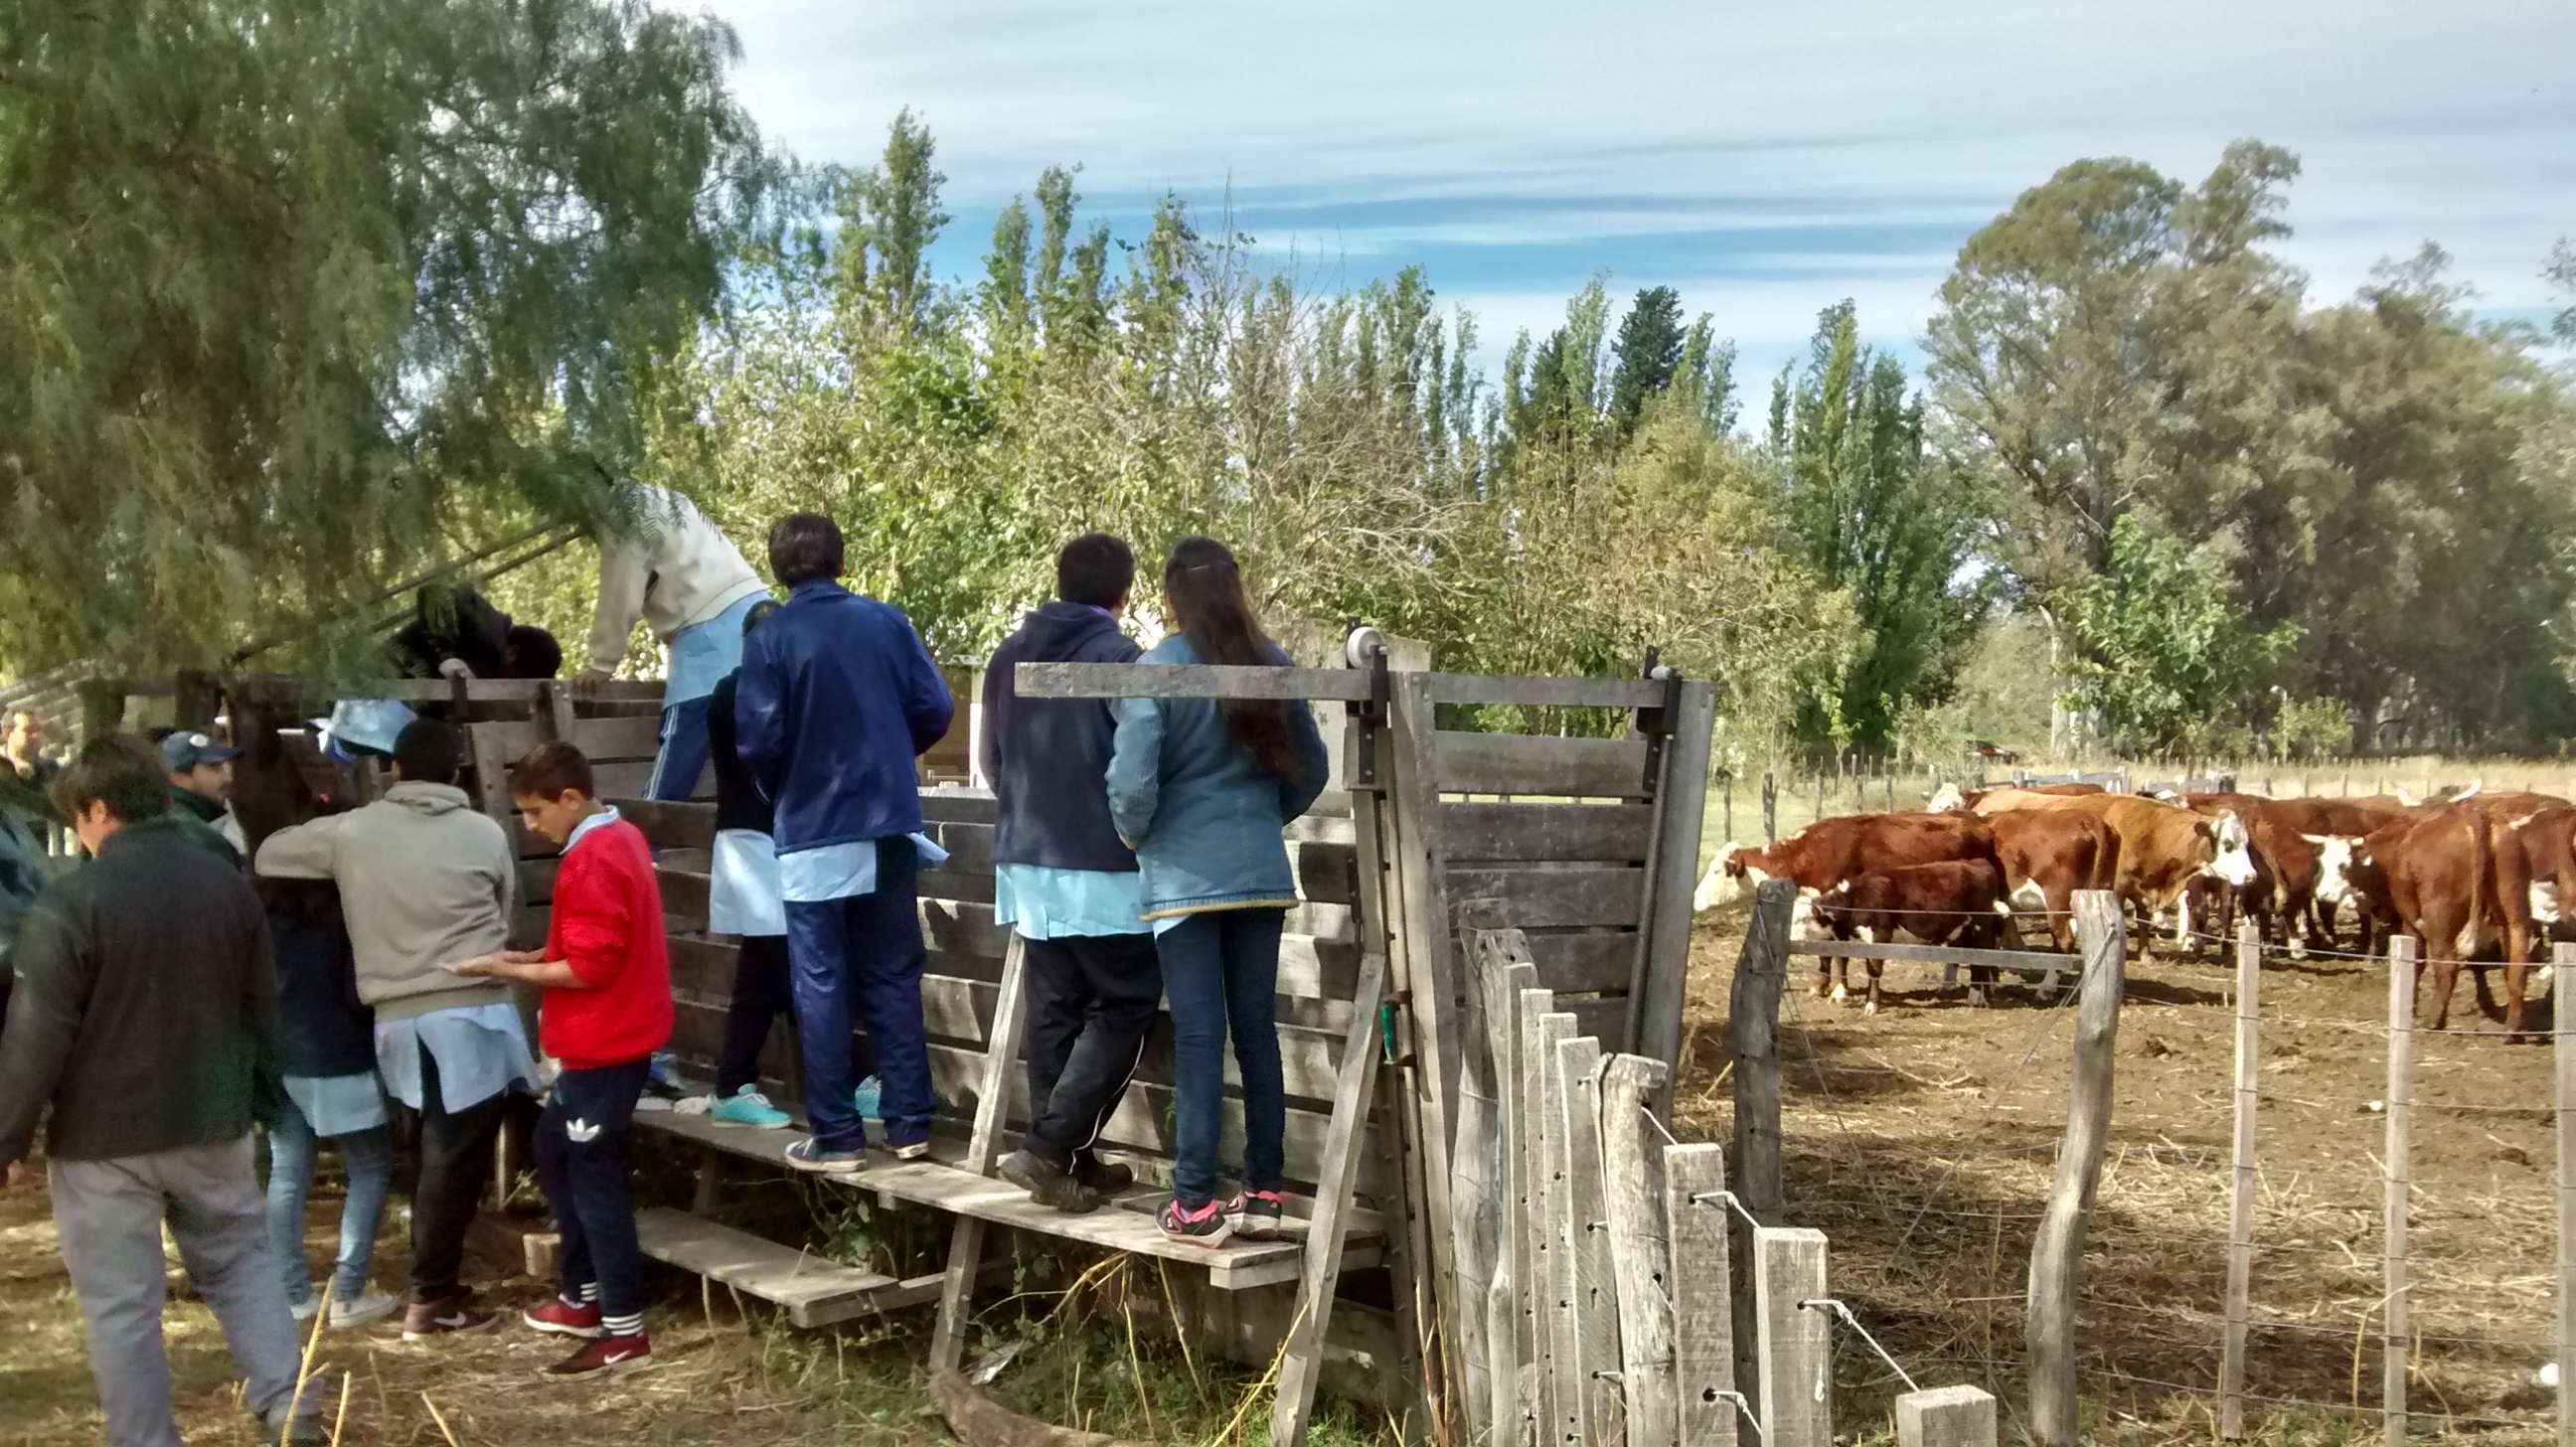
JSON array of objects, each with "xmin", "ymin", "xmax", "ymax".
[
  {"xmin": 635, "ymin": 1107, "xmax": 1381, "ymax": 1291},
  {"xmin": 634, "ymin": 1206, "xmax": 937, "ymax": 1327}
]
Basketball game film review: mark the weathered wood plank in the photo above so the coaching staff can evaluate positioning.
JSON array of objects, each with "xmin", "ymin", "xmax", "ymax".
[
  {"xmin": 475, "ymin": 713, "xmax": 666, "ymax": 767},
  {"xmin": 1421, "ymin": 673, "xmax": 1669, "ymax": 710},
  {"xmin": 1600, "ymin": 1053, "xmax": 1677, "ymax": 1447},
  {"xmin": 932, "ymin": 935, "xmax": 1029, "ymax": 1372},
  {"xmin": 608, "ymin": 797, "xmax": 717, "ymax": 851},
  {"xmin": 1754, "ymin": 1226, "xmax": 1831, "ymax": 1447},
  {"xmin": 1440, "ymin": 802, "xmax": 1657, "ymax": 864},
  {"xmin": 920, "ymin": 898, "xmax": 1010, "ymax": 960},
  {"xmin": 634, "ymin": 1207, "xmax": 900, "ymax": 1329},
  {"xmin": 658, "ymin": 868, "xmax": 710, "ymax": 926},
  {"xmin": 367, "ymin": 678, "xmax": 668, "ymax": 705},
  {"xmin": 2222, "ymin": 923, "xmax": 2259, "ymax": 1440},
  {"xmin": 921, "ymin": 820, "xmax": 994, "ymax": 874},
  {"xmin": 2026, "ymin": 892, "xmax": 2125, "ymax": 1447},
  {"xmin": 1449, "ymin": 865, "xmax": 1645, "ymax": 928},
  {"xmin": 1472, "ymin": 932, "xmax": 1539, "ymax": 1442},
  {"xmin": 2383, "ymin": 932, "xmax": 2413, "ymax": 1447},
  {"xmin": 917, "ymin": 789, "xmax": 997, "ymax": 825},
  {"xmin": 916, "ymin": 867, "xmax": 996, "ymax": 905},
  {"xmin": 593, "ymin": 759, "xmax": 657, "ymax": 801},
  {"xmin": 2557, "ymin": 941, "xmax": 2576, "ymax": 1447},
  {"xmin": 1435, "ymin": 731, "xmax": 1655, "ymax": 800},
  {"xmin": 1016, "ymin": 660, "xmax": 1375, "ymax": 702},
  {"xmin": 1631, "ymin": 678, "xmax": 1716, "ymax": 1067},
  {"xmin": 1529, "ymin": 999, "xmax": 1572, "ymax": 1446},
  {"xmin": 1269, "ymin": 951, "xmax": 1388, "ymax": 1447},
  {"xmin": 1730, "ymin": 880, "xmax": 1794, "ymax": 1418},
  {"xmin": 1666, "ymin": 1144, "xmax": 1736, "ymax": 1447},
  {"xmin": 1524, "ymin": 930, "xmax": 1640, "ymax": 994},
  {"xmin": 1896, "ymin": 1385, "xmax": 1998, "ymax": 1447},
  {"xmin": 1559, "ymin": 1035, "xmax": 1621, "ymax": 1446}
]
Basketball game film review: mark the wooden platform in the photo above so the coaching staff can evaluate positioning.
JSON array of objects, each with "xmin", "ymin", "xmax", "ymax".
[
  {"xmin": 635, "ymin": 1104, "xmax": 1382, "ymax": 1291},
  {"xmin": 634, "ymin": 1207, "xmax": 940, "ymax": 1327}
]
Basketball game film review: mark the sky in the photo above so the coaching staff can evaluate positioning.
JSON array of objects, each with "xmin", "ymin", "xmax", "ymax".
[{"xmin": 697, "ymin": 0, "xmax": 2575, "ymax": 395}]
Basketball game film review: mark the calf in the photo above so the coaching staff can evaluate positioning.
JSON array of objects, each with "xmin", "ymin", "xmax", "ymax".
[{"xmin": 1813, "ymin": 858, "xmax": 2012, "ymax": 1013}]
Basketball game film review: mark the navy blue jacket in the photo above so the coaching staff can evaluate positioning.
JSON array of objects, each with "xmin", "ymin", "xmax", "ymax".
[
  {"xmin": 982, "ymin": 602, "xmax": 1142, "ymax": 874},
  {"xmin": 270, "ymin": 910, "xmax": 376, "ymax": 1080},
  {"xmin": 734, "ymin": 580, "xmax": 953, "ymax": 854}
]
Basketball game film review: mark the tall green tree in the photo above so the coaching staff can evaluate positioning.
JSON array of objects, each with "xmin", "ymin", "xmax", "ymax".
[
  {"xmin": 2059, "ymin": 514, "xmax": 2293, "ymax": 759},
  {"xmin": 0, "ymin": 0, "xmax": 769, "ymax": 674},
  {"xmin": 1771, "ymin": 302, "xmax": 1984, "ymax": 749},
  {"xmin": 1608, "ymin": 286, "xmax": 1686, "ymax": 430}
]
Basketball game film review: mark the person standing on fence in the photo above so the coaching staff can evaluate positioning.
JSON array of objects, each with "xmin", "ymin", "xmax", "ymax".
[
  {"xmin": 701, "ymin": 597, "xmax": 797, "ymax": 1130},
  {"xmin": 447, "ymin": 741, "xmax": 671, "ymax": 1378},
  {"xmin": 580, "ymin": 482, "xmax": 769, "ymax": 803},
  {"xmin": 160, "ymin": 729, "xmax": 246, "ymax": 867},
  {"xmin": 257, "ymin": 870, "xmax": 400, "ymax": 1330},
  {"xmin": 734, "ymin": 512, "xmax": 955, "ymax": 1175},
  {"xmin": 1107, "ymin": 537, "xmax": 1329, "ymax": 1244},
  {"xmin": 984, "ymin": 533, "xmax": 1160, "ymax": 1213},
  {"xmin": 253, "ymin": 718, "xmax": 535, "ymax": 1341},
  {"xmin": 0, "ymin": 736, "xmax": 325, "ymax": 1446}
]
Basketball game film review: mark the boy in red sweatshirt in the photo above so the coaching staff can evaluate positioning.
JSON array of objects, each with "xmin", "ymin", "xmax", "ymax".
[{"xmin": 446, "ymin": 740, "xmax": 671, "ymax": 1378}]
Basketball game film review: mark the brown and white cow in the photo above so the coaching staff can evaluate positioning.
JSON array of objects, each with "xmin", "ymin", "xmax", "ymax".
[
  {"xmin": 1813, "ymin": 858, "xmax": 2012, "ymax": 1013},
  {"xmin": 1691, "ymin": 811, "xmax": 2001, "ymax": 1000},
  {"xmin": 1969, "ymin": 789, "xmax": 2258, "ymax": 946},
  {"xmin": 2351, "ymin": 806, "xmax": 2512, "ymax": 1036},
  {"xmin": 1983, "ymin": 809, "xmax": 2119, "ymax": 953},
  {"xmin": 2490, "ymin": 806, "xmax": 2576, "ymax": 1039},
  {"xmin": 2175, "ymin": 793, "xmax": 2370, "ymax": 958},
  {"xmin": 1924, "ymin": 780, "xmax": 2104, "ymax": 813}
]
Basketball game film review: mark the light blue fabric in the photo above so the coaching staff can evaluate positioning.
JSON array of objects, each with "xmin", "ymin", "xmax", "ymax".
[
  {"xmin": 1105, "ymin": 635, "xmax": 1332, "ymax": 921},
  {"xmin": 316, "ymin": 700, "xmax": 415, "ymax": 761},
  {"xmin": 710, "ymin": 828, "xmax": 786, "ymax": 937},
  {"xmin": 664, "ymin": 592, "xmax": 761, "ymax": 706},
  {"xmin": 995, "ymin": 864, "xmax": 1147, "ymax": 940},
  {"xmin": 780, "ymin": 831, "xmax": 949, "ymax": 904},
  {"xmin": 281, "ymin": 1071, "xmax": 389, "ymax": 1138},
  {"xmin": 375, "ymin": 1003, "xmax": 536, "ymax": 1114},
  {"xmin": 564, "ymin": 804, "xmax": 622, "ymax": 855}
]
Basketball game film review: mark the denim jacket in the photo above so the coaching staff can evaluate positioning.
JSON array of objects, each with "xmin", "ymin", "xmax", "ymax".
[{"xmin": 1105, "ymin": 636, "xmax": 1331, "ymax": 920}]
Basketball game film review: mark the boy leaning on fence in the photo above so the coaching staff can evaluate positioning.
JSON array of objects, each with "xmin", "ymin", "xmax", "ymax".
[{"xmin": 447, "ymin": 740, "xmax": 672, "ymax": 1378}]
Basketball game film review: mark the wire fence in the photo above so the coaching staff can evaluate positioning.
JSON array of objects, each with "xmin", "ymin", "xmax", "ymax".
[{"xmin": 1688, "ymin": 910, "xmax": 2568, "ymax": 1444}]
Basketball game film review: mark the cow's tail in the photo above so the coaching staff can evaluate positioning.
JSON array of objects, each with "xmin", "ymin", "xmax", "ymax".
[{"xmin": 2470, "ymin": 808, "xmax": 2496, "ymax": 954}]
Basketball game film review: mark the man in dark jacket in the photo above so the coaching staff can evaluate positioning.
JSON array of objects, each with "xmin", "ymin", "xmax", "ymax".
[
  {"xmin": 734, "ymin": 513, "xmax": 953, "ymax": 1173},
  {"xmin": 160, "ymin": 728, "xmax": 245, "ymax": 867},
  {"xmin": 0, "ymin": 736, "xmax": 319, "ymax": 1446},
  {"xmin": 982, "ymin": 535, "xmax": 1158, "ymax": 1212}
]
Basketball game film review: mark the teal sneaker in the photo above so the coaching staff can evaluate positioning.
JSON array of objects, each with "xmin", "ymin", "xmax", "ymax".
[
  {"xmin": 853, "ymin": 1075, "xmax": 883, "ymax": 1121},
  {"xmin": 710, "ymin": 1086, "xmax": 792, "ymax": 1130}
]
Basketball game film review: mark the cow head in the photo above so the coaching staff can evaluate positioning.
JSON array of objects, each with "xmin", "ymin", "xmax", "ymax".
[
  {"xmin": 2206, "ymin": 811, "xmax": 2260, "ymax": 887},
  {"xmin": 1693, "ymin": 843, "xmax": 1752, "ymax": 912},
  {"xmin": 2305, "ymin": 834, "xmax": 2360, "ymax": 905},
  {"xmin": 1790, "ymin": 888, "xmax": 1829, "ymax": 941},
  {"xmin": 1926, "ymin": 783, "xmax": 1966, "ymax": 813}
]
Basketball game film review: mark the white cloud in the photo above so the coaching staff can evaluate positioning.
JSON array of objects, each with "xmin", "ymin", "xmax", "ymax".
[{"xmin": 697, "ymin": 0, "xmax": 2576, "ymax": 385}]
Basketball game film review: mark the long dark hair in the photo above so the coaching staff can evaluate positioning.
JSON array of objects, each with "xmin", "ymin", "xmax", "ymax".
[{"xmin": 1162, "ymin": 538, "xmax": 1299, "ymax": 778}]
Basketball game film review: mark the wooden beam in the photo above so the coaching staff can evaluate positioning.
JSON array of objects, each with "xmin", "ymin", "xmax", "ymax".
[
  {"xmin": 2025, "ymin": 891, "xmax": 2125, "ymax": 1447},
  {"xmin": 1448, "ymin": 866, "xmax": 1645, "ymax": 928},
  {"xmin": 1269, "ymin": 952, "xmax": 1389, "ymax": 1447},
  {"xmin": 1665, "ymin": 1144, "xmax": 1736, "ymax": 1447},
  {"xmin": 2221, "ymin": 923, "xmax": 2260, "ymax": 1440},
  {"xmin": 1729, "ymin": 879, "xmax": 1793, "ymax": 1416},
  {"xmin": 1535, "ymin": 1008, "xmax": 1579, "ymax": 1447},
  {"xmin": 930, "ymin": 934, "xmax": 1030, "ymax": 1374},
  {"xmin": 1435, "ymin": 731, "xmax": 1655, "ymax": 800},
  {"xmin": 1631, "ymin": 679, "xmax": 1715, "ymax": 1065},
  {"xmin": 1599, "ymin": 1053, "xmax": 1678, "ymax": 1447},
  {"xmin": 1558, "ymin": 1035, "xmax": 1620, "ymax": 1445},
  {"xmin": 1014, "ymin": 660, "xmax": 1374, "ymax": 702},
  {"xmin": 2384, "ymin": 932, "xmax": 2414, "ymax": 1447},
  {"xmin": 2558, "ymin": 940, "xmax": 2576, "ymax": 1447}
]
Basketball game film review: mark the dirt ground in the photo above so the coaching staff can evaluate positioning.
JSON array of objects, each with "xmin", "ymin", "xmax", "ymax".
[{"xmin": 1674, "ymin": 899, "xmax": 2565, "ymax": 1445}]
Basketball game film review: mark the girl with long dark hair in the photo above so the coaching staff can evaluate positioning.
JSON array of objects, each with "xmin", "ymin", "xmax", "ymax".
[{"xmin": 1105, "ymin": 537, "xmax": 1330, "ymax": 1242}]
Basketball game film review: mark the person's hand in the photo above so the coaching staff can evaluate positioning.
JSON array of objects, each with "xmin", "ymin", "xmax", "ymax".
[
  {"xmin": 443, "ymin": 953, "xmax": 505, "ymax": 978},
  {"xmin": 500, "ymin": 948, "xmax": 547, "ymax": 965},
  {"xmin": 572, "ymin": 668, "xmax": 616, "ymax": 695}
]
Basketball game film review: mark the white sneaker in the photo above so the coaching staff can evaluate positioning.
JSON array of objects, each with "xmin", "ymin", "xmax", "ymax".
[
  {"xmin": 330, "ymin": 1292, "xmax": 402, "ymax": 1329},
  {"xmin": 289, "ymin": 1297, "xmax": 320, "ymax": 1324}
]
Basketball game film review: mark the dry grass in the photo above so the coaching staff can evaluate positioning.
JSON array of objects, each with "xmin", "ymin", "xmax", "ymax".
[{"xmin": 1675, "ymin": 899, "xmax": 2564, "ymax": 1445}]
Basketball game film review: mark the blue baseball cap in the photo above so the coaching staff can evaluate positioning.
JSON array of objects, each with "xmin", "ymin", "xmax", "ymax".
[{"xmin": 160, "ymin": 731, "xmax": 242, "ymax": 772}]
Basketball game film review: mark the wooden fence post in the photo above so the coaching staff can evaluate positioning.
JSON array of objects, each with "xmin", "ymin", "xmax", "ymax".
[
  {"xmin": 2221, "ymin": 922, "xmax": 2261, "ymax": 1440},
  {"xmin": 1557, "ymin": 1036, "xmax": 1620, "ymax": 1445},
  {"xmin": 2385, "ymin": 933, "xmax": 2416, "ymax": 1447},
  {"xmin": 2555, "ymin": 939, "xmax": 2575, "ymax": 1447},
  {"xmin": 1665, "ymin": 1144, "xmax": 1736, "ymax": 1447},
  {"xmin": 1813, "ymin": 771, "xmax": 1825, "ymax": 826},
  {"xmin": 1722, "ymin": 772, "xmax": 1733, "ymax": 844},
  {"xmin": 1730, "ymin": 880, "xmax": 1794, "ymax": 1415},
  {"xmin": 1896, "ymin": 1385, "xmax": 1998, "ymax": 1447},
  {"xmin": 1537, "ymin": 1007, "xmax": 1579, "ymax": 1447},
  {"xmin": 1478, "ymin": 934, "xmax": 1541, "ymax": 1444},
  {"xmin": 1754, "ymin": 1226, "xmax": 1831, "ymax": 1447},
  {"xmin": 1600, "ymin": 1054, "xmax": 1677, "ymax": 1447},
  {"xmin": 2025, "ymin": 890, "xmax": 2125, "ymax": 1447}
]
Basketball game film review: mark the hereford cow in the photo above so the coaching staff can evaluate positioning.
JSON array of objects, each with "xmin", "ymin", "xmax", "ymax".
[
  {"xmin": 2175, "ymin": 793, "xmax": 2369, "ymax": 958},
  {"xmin": 1969, "ymin": 789, "xmax": 2257, "ymax": 946},
  {"xmin": 1693, "ymin": 812, "xmax": 2002, "ymax": 999},
  {"xmin": 1813, "ymin": 858, "xmax": 2012, "ymax": 1012},
  {"xmin": 1984, "ymin": 809, "xmax": 2119, "ymax": 953},
  {"xmin": 2352, "ymin": 806, "xmax": 2516, "ymax": 1037},
  {"xmin": 2491, "ymin": 806, "xmax": 2576, "ymax": 1039},
  {"xmin": 1925, "ymin": 780, "xmax": 2104, "ymax": 813}
]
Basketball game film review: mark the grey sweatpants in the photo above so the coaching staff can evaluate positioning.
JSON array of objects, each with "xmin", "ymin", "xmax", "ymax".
[{"xmin": 50, "ymin": 1134, "xmax": 313, "ymax": 1446}]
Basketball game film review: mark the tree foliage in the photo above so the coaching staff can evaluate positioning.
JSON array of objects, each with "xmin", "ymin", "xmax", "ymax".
[
  {"xmin": 2058, "ymin": 515, "xmax": 2293, "ymax": 758},
  {"xmin": 0, "ymin": 0, "xmax": 769, "ymax": 674}
]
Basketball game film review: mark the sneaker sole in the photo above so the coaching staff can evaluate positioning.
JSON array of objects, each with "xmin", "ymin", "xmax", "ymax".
[
  {"xmin": 1225, "ymin": 1219, "xmax": 1284, "ymax": 1241},
  {"xmin": 783, "ymin": 1150, "xmax": 867, "ymax": 1176},
  {"xmin": 711, "ymin": 1114, "xmax": 794, "ymax": 1131},
  {"xmin": 544, "ymin": 1353, "xmax": 655, "ymax": 1381},
  {"xmin": 522, "ymin": 1311, "xmax": 607, "ymax": 1340},
  {"xmin": 329, "ymin": 1302, "xmax": 402, "ymax": 1330},
  {"xmin": 1159, "ymin": 1224, "xmax": 1235, "ymax": 1249}
]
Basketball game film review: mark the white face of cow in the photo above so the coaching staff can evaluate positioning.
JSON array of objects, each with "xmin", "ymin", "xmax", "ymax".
[
  {"xmin": 1693, "ymin": 843, "xmax": 1754, "ymax": 913},
  {"xmin": 2207, "ymin": 812, "xmax": 2259, "ymax": 887},
  {"xmin": 2306, "ymin": 834, "xmax": 2359, "ymax": 905},
  {"xmin": 1789, "ymin": 890, "xmax": 1826, "ymax": 941},
  {"xmin": 1926, "ymin": 783, "xmax": 1966, "ymax": 813}
]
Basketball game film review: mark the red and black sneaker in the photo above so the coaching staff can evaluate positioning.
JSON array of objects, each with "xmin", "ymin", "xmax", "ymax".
[
  {"xmin": 1223, "ymin": 1188, "xmax": 1286, "ymax": 1240},
  {"xmin": 542, "ymin": 1333, "xmax": 653, "ymax": 1379},
  {"xmin": 1157, "ymin": 1197, "xmax": 1233, "ymax": 1247},
  {"xmin": 523, "ymin": 1295, "xmax": 604, "ymax": 1339}
]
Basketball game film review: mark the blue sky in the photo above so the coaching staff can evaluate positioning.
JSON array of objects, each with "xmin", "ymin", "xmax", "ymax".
[{"xmin": 698, "ymin": 0, "xmax": 2574, "ymax": 398}]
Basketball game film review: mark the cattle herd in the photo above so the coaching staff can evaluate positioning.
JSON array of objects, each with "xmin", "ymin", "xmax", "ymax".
[{"xmin": 1692, "ymin": 779, "xmax": 2576, "ymax": 1040}]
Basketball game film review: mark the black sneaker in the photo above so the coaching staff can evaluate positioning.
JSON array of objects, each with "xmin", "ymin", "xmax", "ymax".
[
  {"xmin": 998, "ymin": 1149, "xmax": 1105, "ymax": 1213},
  {"xmin": 1070, "ymin": 1154, "xmax": 1135, "ymax": 1196},
  {"xmin": 1223, "ymin": 1188, "xmax": 1286, "ymax": 1240},
  {"xmin": 1158, "ymin": 1197, "xmax": 1232, "ymax": 1246}
]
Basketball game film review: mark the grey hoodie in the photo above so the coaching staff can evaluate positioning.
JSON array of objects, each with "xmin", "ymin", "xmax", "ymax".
[{"xmin": 253, "ymin": 781, "xmax": 515, "ymax": 1023}]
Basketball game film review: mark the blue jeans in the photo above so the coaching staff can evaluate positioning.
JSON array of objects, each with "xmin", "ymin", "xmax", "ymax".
[
  {"xmin": 785, "ymin": 838, "xmax": 934, "ymax": 1153},
  {"xmin": 534, "ymin": 1057, "xmax": 650, "ymax": 1323},
  {"xmin": 262, "ymin": 1098, "xmax": 394, "ymax": 1307},
  {"xmin": 1156, "ymin": 907, "xmax": 1288, "ymax": 1206},
  {"xmin": 649, "ymin": 594, "xmax": 761, "ymax": 801}
]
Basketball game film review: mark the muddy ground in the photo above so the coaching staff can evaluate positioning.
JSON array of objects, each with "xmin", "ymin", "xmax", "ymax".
[{"xmin": 1673, "ymin": 900, "xmax": 2563, "ymax": 1444}]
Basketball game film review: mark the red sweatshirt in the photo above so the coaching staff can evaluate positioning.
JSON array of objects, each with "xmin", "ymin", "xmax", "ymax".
[{"xmin": 541, "ymin": 814, "xmax": 673, "ymax": 1070}]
